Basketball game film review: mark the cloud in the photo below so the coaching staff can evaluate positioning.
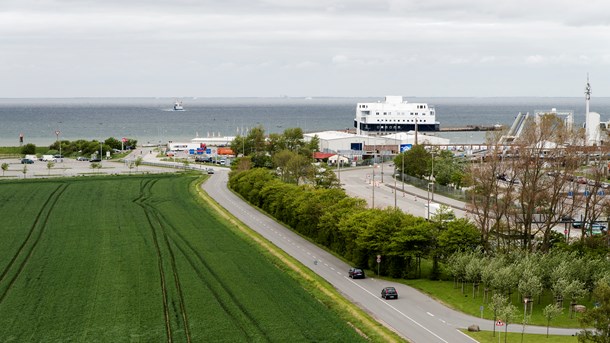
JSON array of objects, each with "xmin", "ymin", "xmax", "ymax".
[{"xmin": 2, "ymin": 0, "xmax": 610, "ymax": 96}]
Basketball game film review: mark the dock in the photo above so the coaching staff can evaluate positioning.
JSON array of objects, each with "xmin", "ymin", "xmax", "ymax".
[{"xmin": 440, "ymin": 125, "xmax": 503, "ymax": 132}]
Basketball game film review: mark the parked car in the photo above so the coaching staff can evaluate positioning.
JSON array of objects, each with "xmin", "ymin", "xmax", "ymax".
[
  {"xmin": 21, "ymin": 158, "xmax": 34, "ymax": 164},
  {"xmin": 584, "ymin": 223, "xmax": 607, "ymax": 236},
  {"xmin": 381, "ymin": 287, "xmax": 398, "ymax": 299},
  {"xmin": 76, "ymin": 156, "xmax": 89, "ymax": 161},
  {"xmin": 348, "ymin": 267, "xmax": 365, "ymax": 279},
  {"xmin": 90, "ymin": 158, "xmax": 102, "ymax": 162}
]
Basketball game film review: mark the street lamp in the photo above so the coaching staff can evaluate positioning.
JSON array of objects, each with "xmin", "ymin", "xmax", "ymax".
[
  {"xmin": 427, "ymin": 182, "xmax": 434, "ymax": 220},
  {"xmin": 55, "ymin": 130, "xmax": 61, "ymax": 161},
  {"xmin": 430, "ymin": 150, "xmax": 436, "ymax": 201},
  {"xmin": 521, "ymin": 297, "xmax": 530, "ymax": 343},
  {"xmin": 371, "ymin": 159, "xmax": 375, "ymax": 209}
]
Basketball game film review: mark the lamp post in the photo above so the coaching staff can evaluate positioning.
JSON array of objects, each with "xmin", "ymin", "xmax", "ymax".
[
  {"xmin": 55, "ymin": 130, "xmax": 61, "ymax": 161},
  {"xmin": 394, "ymin": 164, "xmax": 397, "ymax": 209},
  {"xmin": 521, "ymin": 297, "xmax": 530, "ymax": 343},
  {"xmin": 430, "ymin": 150, "xmax": 436, "ymax": 201},
  {"xmin": 372, "ymin": 158, "xmax": 375, "ymax": 209},
  {"xmin": 427, "ymin": 182, "xmax": 434, "ymax": 220},
  {"xmin": 402, "ymin": 148, "xmax": 405, "ymax": 194}
]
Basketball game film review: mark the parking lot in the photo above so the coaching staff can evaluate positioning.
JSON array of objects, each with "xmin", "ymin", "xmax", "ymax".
[{"xmin": 0, "ymin": 155, "xmax": 172, "ymax": 179}]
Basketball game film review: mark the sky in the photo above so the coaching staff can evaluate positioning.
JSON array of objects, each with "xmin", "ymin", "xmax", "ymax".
[{"xmin": 2, "ymin": 0, "xmax": 610, "ymax": 98}]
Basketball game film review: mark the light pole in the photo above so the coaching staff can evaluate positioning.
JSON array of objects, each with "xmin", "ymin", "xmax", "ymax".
[
  {"xmin": 402, "ymin": 148, "xmax": 405, "ymax": 194},
  {"xmin": 427, "ymin": 182, "xmax": 433, "ymax": 220},
  {"xmin": 394, "ymin": 164, "xmax": 397, "ymax": 209},
  {"xmin": 372, "ymin": 158, "xmax": 375, "ymax": 209},
  {"xmin": 430, "ymin": 150, "xmax": 436, "ymax": 201},
  {"xmin": 55, "ymin": 130, "xmax": 61, "ymax": 160},
  {"xmin": 521, "ymin": 297, "xmax": 530, "ymax": 343}
]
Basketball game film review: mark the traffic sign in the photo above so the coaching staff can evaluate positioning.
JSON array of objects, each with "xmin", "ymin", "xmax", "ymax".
[
  {"xmin": 376, "ymin": 254, "xmax": 381, "ymax": 263},
  {"xmin": 495, "ymin": 320, "xmax": 504, "ymax": 327}
]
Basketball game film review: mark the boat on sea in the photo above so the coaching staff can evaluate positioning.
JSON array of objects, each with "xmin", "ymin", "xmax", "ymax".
[
  {"xmin": 173, "ymin": 101, "xmax": 185, "ymax": 111},
  {"xmin": 354, "ymin": 96, "xmax": 439, "ymax": 135}
]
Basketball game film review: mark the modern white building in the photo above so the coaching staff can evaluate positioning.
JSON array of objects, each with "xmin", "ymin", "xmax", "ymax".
[
  {"xmin": 354, "ymin": 96, "xmax": 440, "ymax": 135},
  {"xmin": 305, "ymin": 130, "xmax": 450, "ymax": 155}
]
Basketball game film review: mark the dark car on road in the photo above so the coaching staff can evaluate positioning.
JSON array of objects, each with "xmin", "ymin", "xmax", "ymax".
[
  {"xmin": 90, "ymin": 158, "xmax": 102, "ymax": 162},
  {"xmin": 381, "ymin": 287, "xmax": 398, "ymax": 299},
  {"xmin": 348, "ymin": 267, "xmax": 365, "ymax": 279},
  {"xmin": 21, "ymin": 158, "xmax": 34, "ymax": 164}
]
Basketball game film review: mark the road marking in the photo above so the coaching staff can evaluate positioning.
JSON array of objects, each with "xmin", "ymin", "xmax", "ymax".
[
  {"xmin": 427, "ymin": 312, "xmax": 434, "ymax": 317},
  {"xmin": 346, "ymin": 277, "xmax": 449, "ymax": 343},
  {"xmin": 457, "ymin": 329, "xmax": 479, "ymax": 342}
]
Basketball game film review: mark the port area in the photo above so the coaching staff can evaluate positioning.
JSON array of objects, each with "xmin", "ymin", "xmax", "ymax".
[{"xmin": 440, "ymin": 125, "xmax": 503, "ymax": 132}]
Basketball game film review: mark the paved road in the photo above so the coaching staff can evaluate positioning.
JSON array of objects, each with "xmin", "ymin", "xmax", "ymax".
[{"xmin": 202, "ymin": 168, "xmax": 581, "ymax": 342}]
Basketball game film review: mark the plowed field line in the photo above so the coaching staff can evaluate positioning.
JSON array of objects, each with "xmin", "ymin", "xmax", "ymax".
[
  {"xmin": 156, "ymin": 211, "xmax": 270, "ymax": 342},
  {"xmin": 0, "ymin": 183, "xmax": 68, "ymax": 304},
  {"xmin": 134, "ymin": 179, "xmax": 195, "ymax": 343},
  {"xmin": 134, "ymin": 179, "xmax": 172, "ymax": 343}
]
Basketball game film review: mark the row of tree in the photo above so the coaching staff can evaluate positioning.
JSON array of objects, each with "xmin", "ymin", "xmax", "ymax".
[
  {"xmin": 466, "ymin": 115, "xmax": 610, "ymax": 253},
  {"xmin": 229, "ymin": 168, "xmax": 480, "ymax": 278},
  {"xmin": 20, "ymin": 137, "xmax": 137, "ymax": 157},
  {"xmin": 446, "ymin": 250, "xmax": 610, "ymax": 316},
  {"xmin": 447, "ymin": 250, "xmax": 610, "ymax": 340}
]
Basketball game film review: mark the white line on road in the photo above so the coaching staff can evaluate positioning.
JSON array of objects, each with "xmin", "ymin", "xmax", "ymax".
[{"xmin": 345, "ymin": 277, "xmax": 449, "ymax": 343}]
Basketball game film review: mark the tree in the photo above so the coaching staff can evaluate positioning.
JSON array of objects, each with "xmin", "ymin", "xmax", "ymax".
[
  {"xmin": 578, "ymin": 279, "xmax": 610, "ymax": 342},
  {"xmin": 394, "ymin": 144, "xmax": 429, "ymax": 178},
  {"xmin": 1, "ymin": 162, "xmax": 8, "ymax": 176},
  {"xmin": 90, "ymin": 162, "xmax": 101, "ymax": 174},
  {"xmin": 135, "ymin": 156, "xmax": 143, "ymax": 172},
  {"xmin": 543, "ymin": 303, "xmax": 562, "ymax": 338},
  {"xmin": 490, "ymin": 293, "xmax": 508, "ymax": 337},
  {"xmin": 499, "ymin": 302, "xmax": 518, "ymax": 343},
  {"xmin": 46, "ymin": 161, "xmax": 55, "ymax": 175},
  {"xmin": 20, "ymin": 143, "xmax": 36, "ymax": 155}
]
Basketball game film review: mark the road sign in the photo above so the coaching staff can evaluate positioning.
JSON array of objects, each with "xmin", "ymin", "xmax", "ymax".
[
  {"xmin": 495, "ymin": 320, "xmax": 504, "ymax": 327},
  {"xmin": 376, "ymin": 254, "xmax": 381, "ymax": 263}
]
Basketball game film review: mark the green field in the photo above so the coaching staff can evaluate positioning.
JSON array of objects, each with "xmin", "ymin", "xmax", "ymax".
[{"xmin": 0, "ymin": 174, "xmax": 370, "ymax": 342}]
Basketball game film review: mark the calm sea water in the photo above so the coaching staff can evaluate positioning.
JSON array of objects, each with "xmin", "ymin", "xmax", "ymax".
[{"xmin": 1, "ymin": 97, "xmax": 609, "ymax": 147}]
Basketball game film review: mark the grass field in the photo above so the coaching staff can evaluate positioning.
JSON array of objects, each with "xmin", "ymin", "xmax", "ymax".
[
  {"xmin": 404, "ymin": 279, "xmax": 586, "ymax": 328},
  {"xmin": 0, "ymin": 174, "xmax": 371, "ymax": 342}
]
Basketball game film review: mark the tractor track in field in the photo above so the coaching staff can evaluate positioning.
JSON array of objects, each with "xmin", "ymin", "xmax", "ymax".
[
  {"xmin": 134, "ymin": 179, "xmax": 192, "ymax": 343},
  {"xmin": 0, "ymin": 183, "xmax": 68, "ymax": 304},
  {"xmin": 154, "ymin": 210, "xmax": 270, "ymax": 342}
]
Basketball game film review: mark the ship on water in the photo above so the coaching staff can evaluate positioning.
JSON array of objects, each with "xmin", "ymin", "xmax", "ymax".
[
  {"xmin": 173, "ymin": 100, "xmax": 185, "ymax": 111},
  {"xmin": 354, "ymin": 96, "xmax": 439, "ymax": 135}
]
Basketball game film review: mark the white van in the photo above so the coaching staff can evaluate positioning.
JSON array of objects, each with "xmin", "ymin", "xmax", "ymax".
[
  {"xmin": 25, "ymin": 154, "xmax": 37, "ymax": 161},
  {"xmin": 41, "ymin": 155, "xmax": 56, "ymax": 162}
]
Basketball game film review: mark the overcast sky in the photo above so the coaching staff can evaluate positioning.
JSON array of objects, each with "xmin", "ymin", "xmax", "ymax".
[{"xmin": 2, "ymin": 0, "xmax": 610, "ymax": 97}]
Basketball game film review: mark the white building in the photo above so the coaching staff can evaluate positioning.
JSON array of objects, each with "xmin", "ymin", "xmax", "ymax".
[
  {"xmin": 305, "ymin": 130, "xmax": 450, "ymax": 155},
  {"xmin": 354, "ymin": 96, "xmax": 439, "ymax": 135}
]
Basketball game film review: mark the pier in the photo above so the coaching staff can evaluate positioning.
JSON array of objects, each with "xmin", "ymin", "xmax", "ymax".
[{"xmin": 440, "ymin": 125, "xmax": 503, "ymax": 132}]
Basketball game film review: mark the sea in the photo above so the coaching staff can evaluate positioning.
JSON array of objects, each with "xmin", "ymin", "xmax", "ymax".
[{"xmin": 1, "ymin": 97, "xmax": 610, "ymax": 147}]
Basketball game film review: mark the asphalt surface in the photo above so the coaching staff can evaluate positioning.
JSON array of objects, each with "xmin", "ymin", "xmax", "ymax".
[{"xmin": 202, "ymin": 167, "xmax": 581, "ymax": 343}]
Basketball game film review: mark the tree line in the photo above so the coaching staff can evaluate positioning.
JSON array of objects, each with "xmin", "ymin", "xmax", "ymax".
[{"xmin": 229, "ymin": 168, "xmax": 480, "ymax": 278}]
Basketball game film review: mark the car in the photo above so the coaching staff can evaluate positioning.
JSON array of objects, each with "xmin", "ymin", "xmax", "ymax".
[
  {"xmin": 90, "ymin": 158, "xmax": 102, "ymax": 162},
  {"xmin": 560, "ymin": 215, "xmax": 574, "ymax": 222},
  {"xmin": 381, "ymin": 287, "xmax": 398, "ymax": 299},
  {"xmin": 53, "ymin": 154, "xmax": 64, "ymax": 159},
  {"xmin": 348, "ymin": 267, "xmax": 365, "ymax": 279},
  {"xmin": 20, "ymin": 158, "xmax": 34, "ymax": 164},
  {"xmin": 207, "ymin": 168, "xmax": 215, "ymax": 174},
  {"xmin": 76, "ymin": 156, "xmax": 89, "ymax": 161},
  {"xmin": 584, "ymin": 223, "xmax": 607, "ymax": 236}
]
